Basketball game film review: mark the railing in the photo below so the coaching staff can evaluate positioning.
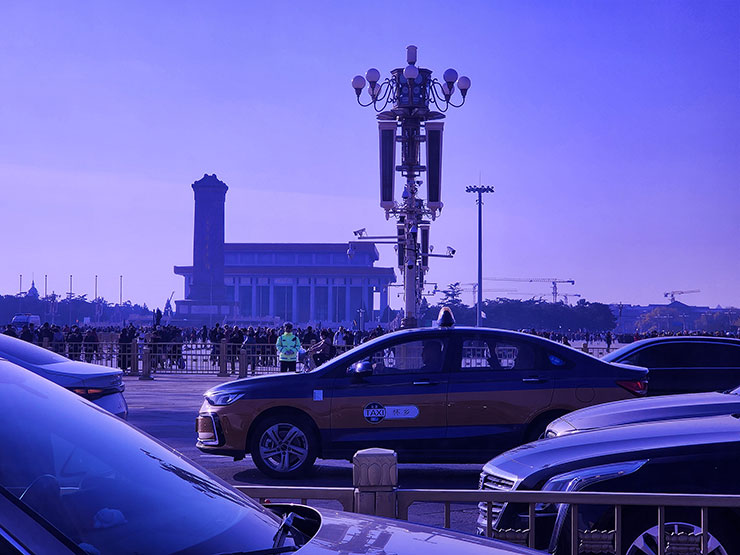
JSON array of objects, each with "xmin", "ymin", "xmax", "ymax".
[
  {"xmin": 39, "ymin": 337, "xmax": 616, "ymax": 376},
  {"xmin": 234, "ymin": 484, "xmax": 740, "ymax": 555},
  {"xmin": 40, "ymin": 339, "xmax": 355, "ymax": 376}
]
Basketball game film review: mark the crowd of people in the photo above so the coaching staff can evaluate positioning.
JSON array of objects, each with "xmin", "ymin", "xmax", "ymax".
[
  {"xmin": 3, "ymin": 321, "xmax": 738, "ymax": 372},
  {"xmin": 1, "ymin": 321, "xmax": 390, "ymax": 371}
]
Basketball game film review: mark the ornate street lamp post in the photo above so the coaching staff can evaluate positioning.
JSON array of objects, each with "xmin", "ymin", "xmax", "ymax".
[{"xmin": 352, "ymin": 45, "xmax": 470, "ymax": 328}]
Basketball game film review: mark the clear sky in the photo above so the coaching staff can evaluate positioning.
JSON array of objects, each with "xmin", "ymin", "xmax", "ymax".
[{"xmin": 1, "ymin": 1, "xmax": 738, "ymax": 311}]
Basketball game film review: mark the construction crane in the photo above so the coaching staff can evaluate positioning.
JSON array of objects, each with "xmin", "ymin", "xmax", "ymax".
[
  {"xmin": 558, "ymin": 293, "xmax": 582, "ymax": 305},
  {"xmin": 460, "ymin": 284, "xmax": 517, "ymax": 305},
  {"xmin": 664, "ymin": 289, "xmax": 700, "ymax": 303},
  {"xmin": 484, "ymin": 277, "xmax": 575, "ymax": 303}
]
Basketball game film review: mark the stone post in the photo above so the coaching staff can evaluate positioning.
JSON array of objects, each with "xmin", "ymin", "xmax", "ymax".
[
  {"xmin": 130, "ymin": 339, "xmax": 139, "ymax": 375},
  {"xmin": 139, "ymin": 345, "xmax": 153, "ymax": 380},
  {"xmin": 353, "ymin": 448, "xmax": 398, "ymax": 518},
  {"xmin": 238, "ymin": 348, "xmax": 247, "ymax": 379},
  {"xmin": 218, "ymin": 339, "xmax": 228, "ymax": 377}
]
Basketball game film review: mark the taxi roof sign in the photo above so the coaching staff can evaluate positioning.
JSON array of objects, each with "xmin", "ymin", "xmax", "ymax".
[{"xmin": 436, "ymin": 307, "xmax": 456, "ymax": 328}]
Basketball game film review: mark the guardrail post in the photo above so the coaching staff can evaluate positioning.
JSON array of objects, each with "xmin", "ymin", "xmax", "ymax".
[
  {"xmin": 238, "ymin": 348, "xmax": 247, "ymax": 378},
  {"xmin": 42, "ymin": 337, "xmax": 49, "ymax": 350},
  {"xmin": 353, "ymin": 448, "xmax": 397, "ymax": 518},
  {"xmin": 130, "ymin": 339, "xmax": 139, "ymax": 375},
  {"xmin": 219, "ymin": 339, "xmax": 228, "ymax": 376},
  {"xmin": 139, "ymin": 344, "xmax": 153, "ymax": 380}
]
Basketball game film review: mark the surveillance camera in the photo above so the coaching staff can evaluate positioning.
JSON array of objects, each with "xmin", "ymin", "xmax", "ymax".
[
  {"xmin": 353, "ymin": 228, "xmax": 366, "ymax": 238},
  {"xmin": 407, "ymin": 263, "xmax": 415, "ymax": 270},
  {"xmin": 447, "ymin": 246, "xmax": 456, "ymax": 256}
]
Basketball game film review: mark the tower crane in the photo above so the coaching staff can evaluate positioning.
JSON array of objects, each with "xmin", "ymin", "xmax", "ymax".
[
  {"xmin": 664, "ymin": 289, "xmax": 700, "ymax": 303},
  {"xmin": 484, "ymin": 277, "xmax": 575, "ymax": 303},
  {"xmin": 460, "ymin": 284, "xmax": 517, "ymax": 305}
]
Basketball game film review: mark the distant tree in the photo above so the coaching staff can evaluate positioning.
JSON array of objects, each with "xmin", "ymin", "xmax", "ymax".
[
  {"xmin": 440, "ymin": 282, "xmax": 466, "ymax": 310},
  {"xmin": 694, "ymin": 311, "xmax": 732, "ymax": 333},
  {"xmin": 636, "ymin": 306, "xmax": 682, "ymax": 333}
]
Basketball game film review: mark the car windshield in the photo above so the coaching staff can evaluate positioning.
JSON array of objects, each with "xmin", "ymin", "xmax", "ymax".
[
  {"xmin": 0, "ymin": 365, "xmax": 280, "ymax": 554},
  {"xmin": 0, "ymin": 333, "xmax": 68, "ymax": 365}
]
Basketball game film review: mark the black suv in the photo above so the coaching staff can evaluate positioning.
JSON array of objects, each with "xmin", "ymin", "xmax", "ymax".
[{"xmin": 478, "ymin": 414, "xmax": 740, "ymax": 553}]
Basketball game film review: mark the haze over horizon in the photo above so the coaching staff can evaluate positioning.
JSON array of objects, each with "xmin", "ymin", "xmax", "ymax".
[{"xmin": 2, "ymin": 1, "xmax": 738, "ymax": 312}]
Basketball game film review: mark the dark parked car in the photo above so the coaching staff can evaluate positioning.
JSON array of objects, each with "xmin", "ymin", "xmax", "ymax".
[
  {"xmin": 546, "ymin": 384, "xmax": 740, "ymax": 437},
  {"xmin": 0, "ymin": 359, "xmax": 539, "ymax": 554},
  {"xmin": 0, "ymin": 332, "xmax": 127, "ymax": 418},
  {"xmin": 479, "ymin": 415, "xmax": 740, "ymax": 553},
  {"xmin": 198, "ymin": 322, "xmax": 647, "ymax": 477},
  {"xmin": 603, "ymin": 336, "xmax": 740, "ymax": 396}
]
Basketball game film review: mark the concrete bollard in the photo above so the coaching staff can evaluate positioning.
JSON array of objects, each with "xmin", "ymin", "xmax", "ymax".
[
  {"xmin": 353, "ymin": 448, "xmax": 398, "ymax": 518},
  {"xmin": 139, "ymin": 345, "xmax": 153, "ymax": 380},
  {"xmin": 238, "ymin": 348, "xmax": 247, "ymax": 379},
  {"xmin": 218, "ymin": 339, "xmax": 228, "ymax": 377}
]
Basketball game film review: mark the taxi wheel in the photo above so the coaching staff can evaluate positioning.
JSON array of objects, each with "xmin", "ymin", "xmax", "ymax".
[{"xmin": 250, "ymin": 415, "xmax": 318, "ymax": 479}]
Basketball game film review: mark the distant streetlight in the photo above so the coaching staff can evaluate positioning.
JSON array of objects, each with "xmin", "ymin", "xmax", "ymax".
[{"xmin": 466, "ymin": 184, "xmax": 495, "ymax": 327}]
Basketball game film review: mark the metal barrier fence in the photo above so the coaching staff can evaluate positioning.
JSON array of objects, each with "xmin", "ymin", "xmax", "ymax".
[
  {"xmin": 39, "ymin": 338, "xmax": 616, "ymax": 376},
  {"xmin": 235, "ymin": 484, "xmax": 740, "ymax": 555},
  {"xmin": 40, "ymin": 339, "xmax": 355, "ymax": 376}
]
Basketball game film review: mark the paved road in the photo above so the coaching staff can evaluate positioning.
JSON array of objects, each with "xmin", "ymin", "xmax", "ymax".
[{"xmin": 124, "ymin": 373, "xmax": 485, "ymax": 532}]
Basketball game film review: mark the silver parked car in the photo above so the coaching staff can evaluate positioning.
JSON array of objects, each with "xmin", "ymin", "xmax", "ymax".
[
  {"xmin": 0, "ymin": 333, "xmax": 127, "ymax": 418},
  {"xmin": 0, "ymin": 360, "xmax": 538, "ymax": 554}
]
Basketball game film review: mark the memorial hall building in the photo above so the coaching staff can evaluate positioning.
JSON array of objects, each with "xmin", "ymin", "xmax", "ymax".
[{"xmin": 174, "ymin": 175, "xmax": 396, "ymax": 326}]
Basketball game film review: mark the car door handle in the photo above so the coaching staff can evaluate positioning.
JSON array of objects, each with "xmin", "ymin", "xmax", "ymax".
[
  {"xmin": 522, "ymin": 377, "xmax": 546, "ymax": 383},
  {"xmin": 413, "ymin": 381, "xmax": 438, "ymax": 386}
]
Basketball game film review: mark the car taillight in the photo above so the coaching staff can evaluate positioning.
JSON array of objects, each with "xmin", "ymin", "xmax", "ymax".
[
  {"xmin": 69, "ymin": 386, "xmax": 119, "ymax": 400},
  {"xmin": 617, "ymin": 379, "xmax": 647, "ymax": 396}
]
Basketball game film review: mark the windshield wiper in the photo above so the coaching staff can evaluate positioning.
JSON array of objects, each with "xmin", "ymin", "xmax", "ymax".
[
  {"xmin": 216, "ymin": 511, "xmax": 310, "ymax": 555},
  {"xmin": 272, "ymin": 512, "xmax": 310, "ymax": 550}
]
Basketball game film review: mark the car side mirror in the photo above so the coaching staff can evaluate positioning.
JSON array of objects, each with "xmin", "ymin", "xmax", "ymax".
[{"xmin": 348, "ymin": 360, "xmax": 373, "ymax": 378}]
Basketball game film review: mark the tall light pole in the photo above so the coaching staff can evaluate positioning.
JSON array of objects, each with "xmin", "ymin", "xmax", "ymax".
[
  {"xmin": 466, "ymin": 184, "xmax": 494, "ymax": 327},
  {"xmin": 353, "ymin": 46, "xmax": 471, "ymax": 328}
]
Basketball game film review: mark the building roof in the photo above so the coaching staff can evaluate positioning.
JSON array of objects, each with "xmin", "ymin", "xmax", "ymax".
[
  {"xmin": 174, "ymin": 265, "xmax": 395, "ymax": 280},
  {"xmin": 224, "ymin": 242, "xmax": 379, "ymax": 259},
  {"xmin": 192, "ymin": 173, "xmax": 228, "ymax": 192}
]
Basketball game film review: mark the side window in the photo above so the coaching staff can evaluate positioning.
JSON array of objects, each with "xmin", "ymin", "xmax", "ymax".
[
  {"xmin": 629, "ymin": 344, "xmax": 681, "ymax": 367},
  {"xmin": 461, "ymin": 337, "xmax": 537, "ymax": 371},
  {"xmin": 361, "ymin": 338, "xmax": 447, "ymax": 375},
  {"xmin": 695, "ymin": 343, "xmax": 740, "ymax": 368}
]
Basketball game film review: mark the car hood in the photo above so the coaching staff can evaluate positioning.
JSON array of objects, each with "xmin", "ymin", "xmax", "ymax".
[
  {"xmin": 484, "ymin": 414, "xmax": 740, "ymax": 480},
  {"xmin": 207, "ymin": 372, "xmax": 309, "ymax": 395},
  {"xmin": 32, "ymin": 360, "xmax": 123, "ymax": 387},
  {"xmin": 302, "ymin": 508, "xmax": 537, "ymax": 554},
  {"xmin": 548, "ymin": 391, "xmax": 739, "ymax": 435}
]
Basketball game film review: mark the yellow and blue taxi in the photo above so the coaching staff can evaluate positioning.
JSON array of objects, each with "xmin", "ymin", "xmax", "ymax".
[{"xmin": 197, "ymin": 314, "xmax": 647, "ymax": 478}]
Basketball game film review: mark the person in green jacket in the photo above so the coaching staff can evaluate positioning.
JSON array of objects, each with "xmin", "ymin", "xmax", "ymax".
[{"xmin": 275, "ymin": 322, "xmax": 301, "ymax": 373}]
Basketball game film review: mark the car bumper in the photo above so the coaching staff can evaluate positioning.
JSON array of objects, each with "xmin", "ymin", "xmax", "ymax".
[{"xmin": 93, "ymin": 391, "xmax": 129, "ymax": 419}]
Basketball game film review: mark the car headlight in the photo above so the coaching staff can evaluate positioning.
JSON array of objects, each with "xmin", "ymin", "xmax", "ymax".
[
  {"xmin": 542, "ymin": 460, "xmax": 648, "ymax": 553},
  {"xmin": 205, "ymin": 391, "xmax": 246, "ymax": 406},
  {"xmin": 542, "ymin": 460, "xmax": 647, "ymax": 494}
]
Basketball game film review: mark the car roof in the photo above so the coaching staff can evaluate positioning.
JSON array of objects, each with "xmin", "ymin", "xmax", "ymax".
[{"xmin": 624, "ymin": 336, "xmax": 740, "ymax": 349}]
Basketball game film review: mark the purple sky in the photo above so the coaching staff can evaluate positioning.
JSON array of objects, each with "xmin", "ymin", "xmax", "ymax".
[{"xmin": 2, "ymin": 1, "xmax": 738, "ymax": 311}]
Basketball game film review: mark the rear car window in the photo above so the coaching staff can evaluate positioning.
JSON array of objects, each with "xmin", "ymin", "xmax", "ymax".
[{"xmin": 461, "ymin": 337, "xmax": 537, "ymax": 370}]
